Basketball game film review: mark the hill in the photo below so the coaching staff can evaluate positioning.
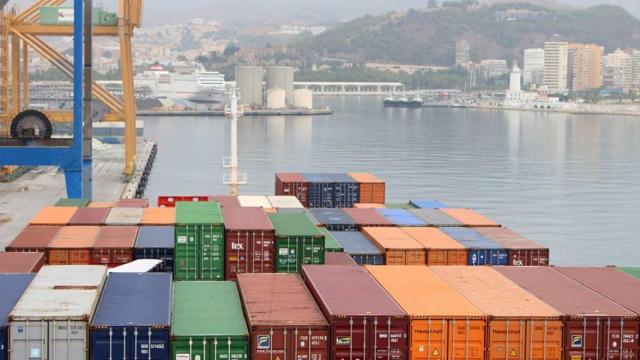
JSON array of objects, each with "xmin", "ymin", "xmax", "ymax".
[{"xmin": 296, "ymin": 3, "xmax": 640, "ymax": 66}]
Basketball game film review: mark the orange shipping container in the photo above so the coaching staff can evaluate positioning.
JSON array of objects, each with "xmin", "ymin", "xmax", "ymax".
[
  {"xmin": 353, "ymin": 203, "xmax": 385, "ymax": 209},
  {"xmin": 87, "ymin": 201, "xmax": 116, "ymax": 208},
  {"xmin": 440, "ymin": 209, "xmax": 500, "ymax": 227},
  {"xmin": 141, "ymin": 207, "xmax": 176, "ymax": 225},
  {"xmin": 431, "ymin": 267, "xmax": 563, "ymax": 360},
  {"xmin": 362, "ymin": 227, "xmax": 426, "ymax": 265},
  {"xmin": 367, "ymin": 266, "xmax": 486, "ymax": 360},
  {"xmin": 47, "ymin": 226, "xmax": 100, "ymax": 264},
  {"xmin": 401, "ymin": 227, "xmax": 468, "ymax": 265},
  {"xmin": 349, "ymin": 173, "xmax": 386, "ymax": 204},
  {"xmin": 30, "ymin": 206, "xmax": 78, "ymax": 225}
]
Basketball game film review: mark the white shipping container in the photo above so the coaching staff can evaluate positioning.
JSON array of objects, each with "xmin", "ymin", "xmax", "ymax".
[
  {"xmin": 105, "ymin": 207, "xmax": 143, "ymax": 225},
  {"xmin": 8, "ymin": 265, "xmax": 107, "ymax": 360},
  {"xmin": 238, "ymin": 195, "xmax": 272, "ymax": 208},
  {"xmin": 267, "ymin": 195, "xmax": 304, "ymax": 209}
]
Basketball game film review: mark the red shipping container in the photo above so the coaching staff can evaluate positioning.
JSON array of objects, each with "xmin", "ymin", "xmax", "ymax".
[
  {"xmin": 47, "ymin": 226, "xmax": 100, "ymax": 265},
  {"xmin": 473, "ymin": 227, "xmax": 549, "ymax": 266},
  {"xmin": 301, "ymin": 265, "xmax": 409, "ymax": 360},
  {"xmin": 157, "ymin": 195, "xmax": 209, "ymax": 207},
  {"xmin": 324, "ymin": 252, "xmax": 358, "ymax": 266},
  {"xmin": 497, "ymin": 267, "xmax": 639, "ymax": 360},
  {"xmin": 343, "ymin": 208, "xmax": 393, "ymax": 229},
  {"xmin": 275, "ymin": 173, "xmax": 309, "ymax": 207},
  {"xmin": 237, "ymin": 273, "xmax": 330, "ymax": 360},
  {"xmin": 68, "ymin": 207, "xmax": 110, "ymax": 225},
  {"xmin": 115, "ymin": 198, "xmax": 149, "ymax": 208},
  {"xmin": 209, "ymin": 195, "xmax": 241, "ymax": 207},
  {"xmin": 223, "ymin": 207, "xmax": 275, "ymax": 280},
  {"xmin": 91, "ymin": 226, "xmax": 138, "ymax": 266},
  {"xmin": 5, "ymin": 226, "xmax": 61, "ymax": 261},
  {"xmin": 0, "ymin": 252, "xmax": 45, "ymax": 272}
]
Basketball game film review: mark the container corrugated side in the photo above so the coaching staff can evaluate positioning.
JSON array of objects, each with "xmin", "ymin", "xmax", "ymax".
[
  {"xmin": 90, "ymin": 273, "xmax": 172, "ymax": 360},
  {"xmin": 348, "ymin": 173, "xmax": 385, "ymax": 204},
  {"xmin": 0, "ymin": 274, "xmax": 34, "ymax": 360},
  {"xmin": 275, "ymin": 173, "xmax": 309, "ymax": 207},
  {"xmin": 473, "ymin": 227, "xmax": 549, "ymax": 266},
  {"xmin": 172, "ymin": 281, "xmax": 249, "ymax": 360},
  {"xmin": 91, "ymin": 226, "xmax": 138, "ymax": 267},
  {"xmin": 401, "ymin": 227, "xmax": 467, "ymax": 265},
  {"xmin": 362, "ymin": 227, "xmax": 426, "ymax": 265},
  {"xmin": 302, "ymin": 173, "xmax": 334, "ymax": 208},
  {"xmin": 330, "ymin": 231, "xmax": 384, "ymax": 265},
  {"xmin": 47, "ymin": 226, "xmax": 100, "ymax": 265},
  {"xmin": 268, "ymin": 213, "xmax": 325, "ymax": 273},
  {"xmin": 325, "ymin": 173, "xmax": 360, "ymax": 208},
  {"xmin": 134, "ymin": 226, "xmax": 174, "ymax": 272},
  {"xmin": 440, "ymin": 227, "xmax": 507, "ymax": 265}
]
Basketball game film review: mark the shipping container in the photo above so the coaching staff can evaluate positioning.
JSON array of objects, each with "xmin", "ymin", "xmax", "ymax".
[
  {"xmin": 275, "ymin": 173, "xmax": 309, "ymax": 207},
  {"xmin": 343, "ymin": 208, "xmax": 393, "ymax": 228},
  {"xmin": 29, "ymin": 206, "xmax": 77, "ymax": 225},
  {"xmin": 172, "ymin": 281, "xmax": 249, "ymax": 360},
  {"xmin": 5, "ymin": 225, "xmax": 60, "ymax": 260},
  {"xmin": 497, "ymin": 267, "xmax": 639, "ymax": 360},
  {"xmin": 267, "ymin": 195, "xmax": 304, "ymax": 209},
  {"xmin": 105, "ymin": 207, "xmax": 143, "ymax": 225},
  {"xmin": 237, "ymin": 274, "xmax": 330, "ymax": 360},
  {"xmin": 209, "ymin": 195, "xmax": 242, "ymax": 207},
  {"xmin": 47, "ymin": 226, "xmax": 100, "ymax": 265},
  {"xmin": 408, "ymin": 209, "xmax": 463, "ymax": 227},
  {"xmin": 90, "ymin": 273, "xmax": 172, "ymax": 360},
  {"xmin": 268, "ymin": 213, "xmax": 325, "ymax": 273},
  {"xmin": 385, "ymin": 203, "xmax": 417, "ymax": 209},
  {"xmin": 239, "ymin": 195, "xmax": 273, "ymax": 209},
  {"xmin": 376, "ymin": 209, "xmax": 427, "ymax": 227},
  {"xmin": 174, "ymin": 202, "xmax": 225, "ymax": 280},
  {"xmin": 324, "ymin": 252, "xmax": 358, "ymax": 265},
  {"xmin": 9, "ymin": 265, "xmax": 107, "ymax": 360},
  {"xmin": 432, "ymin": 267, "xmax": 564, "ymax": 360},
  {"xmin": 87, "ymin": 201, "xmax": 116, "ymax": 208},
  {"xmin": 319, "ymin": 227, "xmax": 344, "ymax": 252},
  {"xmin": 302, "ymin": 173, "xmax": 335, "ymax": 208},
  {"xmin": 330, "ymin": 231, "xmax": 384, "ymax": 265},
  {"xmin": 115, "ymin": 198, "xmax": 149, "ymax": 208},
  {"xmin": 409, "ymin": 200, "xmax": 448, "ymax": 209},
  {"xmin": 620, "ymin": 268, "xmax": 640, "ymax": 279},
  {"xmin": 141, "ymin": 207, "xmax": 176, "ymax": 225},
  {"xmin": 91, "ymin": 226, "xmax": 138, "ymax": 266},
  {"xmin": 68, "ymin": 207, "xmax": 110, "ymax": 225},
  {"xmin": 134, "ymin": 226, "xmax": 175, "ymax": 272},
  {"xmin": 310, "ymin": 208, "xmax": 358, "ymax": 231},
  {"xmin": 223, "ymin": 207, "xmax": 275, "ymax": 280},
  {"xmin": 0, "ymin": 252, "xmax": 45, "ymax": 273},
  {"xmin": 326, "ymin": 173, "xmax": 360, "ymax": 208},
  {"xmin": 301, "ymin": 265, "xmax": 409, "ymax": 360},
  {"xmin": 353, "ymin": 203, "xmax": 385, "ymax": 209},
  {"xmin": 440, "ymin": 209, "xmax": 500, "ymax": 227},
  {"xmin": 348, "ymin": 173, "xmax": 386, "ymax": 204},
  {"xmin": 362, "ymin": 227, "xmax": 426, "ymax": 265},
  {"xmin": 56, "ymin": 198, "xmax": 90, "ymax": 207},
  {"xmin": 157, "ymin": 195, "xmax": 209, "ymax": 207},
  {"xmin": 473, "ymin": 228, "xmax": 549, "ymax": 266},
  {"xmin": 277, "ymin": 208, "xmax": 321, "ymax": 225},
  {"xmin": 440, "ymin": 228, "xmax": 507, "ymax": 266},
  {"xmin": 401, "ymin": 227, "xmax": 467, "ymax": 265},
  {"xmin": 0, "ymin": 274, "xmax": 34, "ymax": 360},
  {"xmin": 367, "ymin": 266, "xmax": 486, "ymax": 360}
]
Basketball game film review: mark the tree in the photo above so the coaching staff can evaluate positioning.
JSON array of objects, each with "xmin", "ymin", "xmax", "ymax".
[{"xmin": 223, "ymin": 44, "xmax": 240, "ymax": 57}]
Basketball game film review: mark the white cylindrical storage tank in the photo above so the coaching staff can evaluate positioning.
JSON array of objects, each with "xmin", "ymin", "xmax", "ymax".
[
  {"xmin": 267, "ymin": 66, "xmax": 294, "ymax": 106},
  {"xmin": 293, "ymin": 89, "xmax": 313, "ymax": 109},
  {"xmin": 235, "ymin": 66, "xmax": 264, "ymax": 107},
  {"xmin": 266, "ymin": 88, "xmax": 286, "ymax": 109}
]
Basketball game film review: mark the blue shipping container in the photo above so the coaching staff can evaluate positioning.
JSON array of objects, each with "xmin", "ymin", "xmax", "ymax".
[
  {"xmin": 90, "ymin": 273, "xmax": 172, "ymax": 360},
  {"xmin": 376, "ymin": 208, "xmax": 427, "ymax": 226},
  {"xmin": 302, "ymin": 173, "xmax": 334, "ymax": 208},
  {"xmin": 409, "ymin": 199, "xmax": 449, "ymax": 209},
  {"xmin": 134, "ymin": 226, "xmax": 175, "ymax": 272},
  {"xmin": 0, "ymin": 274, "xmax": 34, "ymax": 360},
  {"xmin": 325, "ymin": 173, "xmax": 360, "ymax": 208},
  {"xmin": 330, "ymin": 231, "xmax": 384, "ymax": 265},
  {"xmin": 440, "ymin": 227, "xmax": 508, "ymax": 265},
  {"xmin": 309, "ymin": 208, "xmax": 358, "ymax": 231}
]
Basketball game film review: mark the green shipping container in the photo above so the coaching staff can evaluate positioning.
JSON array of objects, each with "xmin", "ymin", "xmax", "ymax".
[
  {"xmin": 172, "ymin": 281, "xmax": 249, "ymax": 360},
  {"xmin": 319, "ymin": 227, "xmax": 344, "ymax": 252},
  {"xmin": 39, "ymin": 7, "xmax": 117, "ymax": 26},
  {"xmin": 620, "ymin": 267, "xmax": 640, "ymax": 279},
  {"xmin": 175, "ymin": 202, "xmax": 224, "ymax": 280},
  {"xmin": 268, "ymin": 213, "xmax": 325, "ymax": 273},
  {"xmin": 55, "ymin": 198, "xmax": 90, "ymax": 207}
]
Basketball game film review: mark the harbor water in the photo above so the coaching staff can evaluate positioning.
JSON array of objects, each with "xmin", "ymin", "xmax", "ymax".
[{"xmin": 143, "ymin": 96, "xmax": 640, "ymax": 266}]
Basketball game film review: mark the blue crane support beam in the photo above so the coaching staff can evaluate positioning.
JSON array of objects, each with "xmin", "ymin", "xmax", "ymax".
[{"xmin": 0, "ymin": 0, "xmax": 88, "ymax": 199}]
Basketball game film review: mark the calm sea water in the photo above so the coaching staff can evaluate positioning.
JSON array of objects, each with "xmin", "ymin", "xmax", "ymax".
[{"xmin": 143, "ymin": 96, "xmax": 640, "ymax": 266}]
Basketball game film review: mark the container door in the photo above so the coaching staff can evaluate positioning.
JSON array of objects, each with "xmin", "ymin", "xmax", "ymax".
[
  {"xmin": 49, "ymin": 320, "xmax": 87, "ymax": 360},
  {"xmin": 526, "ymin": 319, "xmax": 563, "ymax": 360},
  {"xmin": 209, "ymin": 336, "xmax": 248, "ymax": 360},
  {"xmin": 226, "ymin": 230, "xmax": 251, "ymax": 279},
  {"xmin": 293, "ymin": 327, "xmax": 329, "ymax": 360},
  {"xmin": 449, "ymin": 319, "xmax": 485, "ymax": 360},
  {"xmin": 276, "ymin": 239, "xmax": 298, "ymax": 273},
  {"xmin": 449, "ymin": 250, "xmax": 468, "ymax": 266},
  {"xmin": 173, "ymin": 336, "xmax": 206, "ymax": 360},
  {"xmin": 602, "ymin": 318, "xmax": 638, "ymax": 360},
  {"xmin": 175, "ymin": 225, "xmax": 199, "ymax": 280},
  {"xmin": 10, "ymin": 320, "xmax": 48, "ymax": 360},
  {"xmin": 253, "ymin": 329, "xmax": 286, "ymax": 360},
  {"xmin": 333, "ymin": 318, "xmax": 367, "ymax": 360},
  {"xmin": 134, "ymin": 327, "xmax": 170, "ymax": 360},
  {"xmin": 488, "ymin": 320, "xmax": 526, "ymax": 360},
  {"xmin": 0, "ymin": 328, "xmax": 6, "ymax": 360},
  {"xmin": 411, "ymin": 319, "xmax": 447, "ymax": 360},
  {"xmin": 300, "ymin": 238, "xmax": 324, "ymax": 267},
  {"xmin": 427, "ymin": 250, "xmax": 446, "ymax": 266},
  {"xmin": 468, "ymin": 250, "xmax": 486, "ymax": 266},
  {"xmin": 200, "ymin": 225, "xmax": 223, "ymax": 280},
  {"xmin": 565, "ymin": 319, "xmax": 600, "ymax": 360},
  {"xmin": 371, "ymin": 317, "xmax": 407, "ymax": 360},
  {"xmin": 70, "ymin": 249, "xmax": 90, "ymax": 264},
  {"xmin": 90, "ymin": 327, "xmax": 127, "ymax": 360}
]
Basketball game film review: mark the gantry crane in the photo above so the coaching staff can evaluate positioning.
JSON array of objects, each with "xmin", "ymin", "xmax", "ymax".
[{"xmin": 0, "ymin": 0, "xmax": 142, "ymax": 176}]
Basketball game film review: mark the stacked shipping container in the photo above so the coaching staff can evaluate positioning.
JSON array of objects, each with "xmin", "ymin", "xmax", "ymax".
[
  {"xmin": 134, "ymin": 226, "xmax": 175, "ymax": 272},
  {"xmin": 47, "ymin": 226, "xmax": 100, "ymax": 264},
  {"xmin": 0, "ymin": 253, "xmax": 45, "ymax": 273},
  {"xmin": 330, "ymin": 231, "xmax": 384, "ymax": 265},
  {"xmin": 348, "ymin": 173, "xmax": 385, "ymax": 204},
  {"xmin": 362, "ymin": 227, "xmax": 426, "ymax": 265},
  {"xmin": 268, "ymin": 213, "xmax": 325, "ymax": 273},
  {"xmin": 440, "ymin": 228, "xmax": 507, "ymax": 265},
  {"xmin": 473, "ymin": 228, "xmax": 549, "ymax": 266},
  {"xmin": 401, "ymin": 227, "xmax": 467, "ymax": 265},
  {"xmin": 275, "ymin": 173, "xmax": 309, "ymax": 207},
  {"xmin": 0, "ymin": 274, "xmax": 34, "ymax": 360}
]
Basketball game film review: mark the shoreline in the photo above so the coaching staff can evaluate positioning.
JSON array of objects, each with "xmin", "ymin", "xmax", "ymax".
[
  {"xmin": 137, "ymin": 108, "xmax": 333, "ymax": 117},
  {"xmin": 421, "ymin": 103, "xmax": 640, "ymax": 117}
]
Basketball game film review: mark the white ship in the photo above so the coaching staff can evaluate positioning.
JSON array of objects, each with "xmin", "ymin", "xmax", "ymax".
[{"xmin": 135, "ymin": 63, "xmax": 226, "ymax": 104}]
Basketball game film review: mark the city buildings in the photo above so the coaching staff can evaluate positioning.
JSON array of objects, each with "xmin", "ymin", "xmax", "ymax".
[
  {"xmin": 604, "ymin": 49, "xmax": 634, "ymax": 90},
  {"xmin": 633, "ymin": 50, "xmax": 640, "ymax": 90},
  {"xmin": 567, "ymin": 43, "xmax": 603, "ymax": 91},
  {"xmin": 455, "ymin": 38, "xmax": 471, "ymax": 67},
  {"xmin": 480, "ymin": 59, "xmax": 508, "ymax": 78},
  {"xmin": 543, "ymin": 41, "xmax": 569, "ymax": 93},
  {"xmin": 523, "ymin": 48, "xmax": 544, "ymax": 88}
]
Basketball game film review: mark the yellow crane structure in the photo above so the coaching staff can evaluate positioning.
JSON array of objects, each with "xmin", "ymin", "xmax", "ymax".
[{"xmin": 0, "ymin": 0, "xmax": 143, "ymax": 175}]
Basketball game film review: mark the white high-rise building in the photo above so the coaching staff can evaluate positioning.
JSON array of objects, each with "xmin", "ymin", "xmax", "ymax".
[
  {"xmin": 455, "ymin": 38, "xmax": 471, "ymax": 67},
  {"xmin": 633, "ymin": 50, "xmax": 640, "ymax": 89},
  {"xmin": 523, "ymin": 48, "xmax": 544, "ymax": 87},
  {"xmin": 543, "ymin": 41, "xmax": 569, "ymax": 93},
  {"xmin": 604, "ymin": 49, "xmax": 634, "ymax": 90},
  {"xmin": 480, "ymin": 59, "xmax": 508, "ymax": 79}
]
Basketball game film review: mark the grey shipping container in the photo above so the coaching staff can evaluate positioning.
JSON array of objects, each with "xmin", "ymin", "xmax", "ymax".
[
  {"xmin": 309, "ymin": 208, "xmax": 358, "ymax": 231},
  {"xmin": 0, "ymin": 274, "xmax": 35, "ymax": 360},
  {"xmin": 408, "ymin": 208, "xmax": 463, "ymax": 227},
  {"xmin": 134, "ymin": 226, "xmax": 175, "ymax": 272},
  {"xmin": 329, "ymin": 231, "xmax": 384, "ymax": 265},
  {"xmin": 8, "ymin": 265, "xmax": 107, "ymax": 360}
]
